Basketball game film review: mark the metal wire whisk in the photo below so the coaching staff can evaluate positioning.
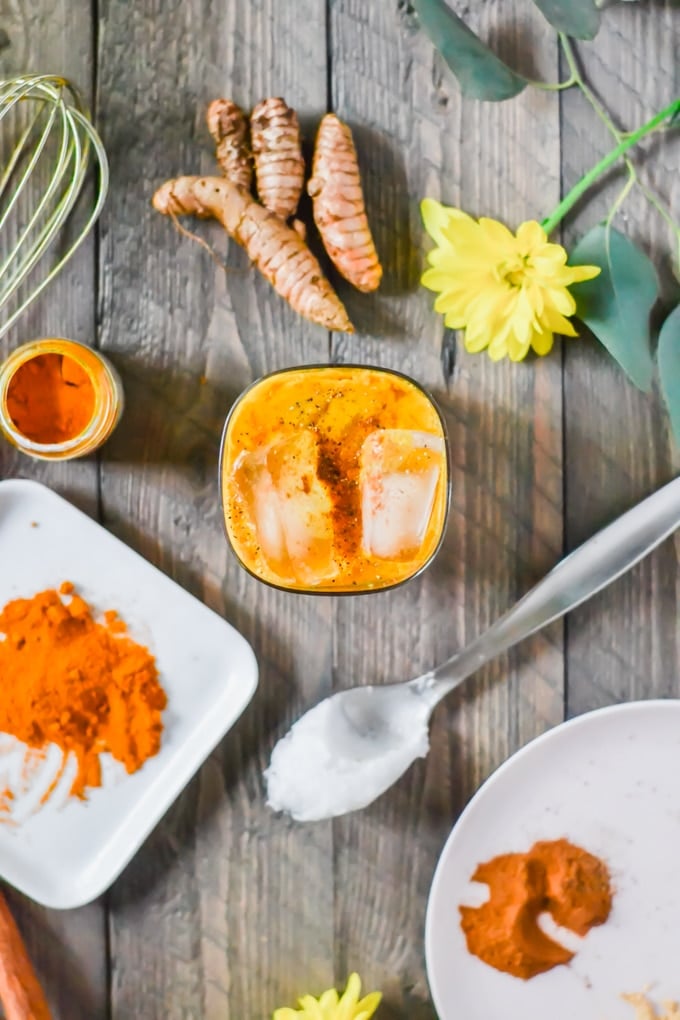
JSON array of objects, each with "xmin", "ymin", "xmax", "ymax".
[{"xmin": 0, "ymin": 74, "xmax": 109, "ymax": 341}]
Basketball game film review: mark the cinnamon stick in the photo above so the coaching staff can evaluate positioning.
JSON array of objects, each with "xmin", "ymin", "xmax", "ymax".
[{"xmin": 0, "ymin": 892, "xmax": 52, "ymax": 1020}]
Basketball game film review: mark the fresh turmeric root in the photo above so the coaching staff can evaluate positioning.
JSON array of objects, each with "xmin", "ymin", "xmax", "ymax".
[
  {"xmin": 206, "ymin": 99, "xmax": 252, "ymax": 191},
  {"xmin": 308, "ymin": 113, "xmax": 382, "ymax": 293},
  {"xmin": 152, "ymin": 175, "xmax": 353, "ymax": 332},
  {"xmin": 250, "ymin": 98, "xmax": 305, "ymax": 220}
]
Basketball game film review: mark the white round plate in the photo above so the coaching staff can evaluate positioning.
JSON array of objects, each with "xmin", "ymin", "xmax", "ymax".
[{"xmin": 425, "ymin": 700, "xmax": 680, "ymax": 1020}]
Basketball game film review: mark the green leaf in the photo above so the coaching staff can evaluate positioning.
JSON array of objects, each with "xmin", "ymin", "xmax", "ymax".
[
  {"xmin": 657, "ymin": 305, "xmax": 680, "ymax": 445},
  {"xmin": 530, "ymin": 0, "xmax": 600, "ymax": 40},
  {"xmin": 570, "ymin": 225, "xmax": 658, "ymax": 392},
  {"xmin": 412, "ymin": 0, "xmax": 528, "ymax": 102}
]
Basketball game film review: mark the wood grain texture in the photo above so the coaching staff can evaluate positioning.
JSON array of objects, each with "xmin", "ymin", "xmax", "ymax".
[
  {"xmin": 329, "ymin": 2, "xmax": 563, "ymax": 1015},
  {"xmin": 95, "ymin": 1, "xmax": 334, "ymax": 1017},
  {"xmin": 1, "ymin": 2, "xmax": 678, "ymax": 1018},
  {"xmin": 0, "ymin": 0, "xmax": 100, "ymax": 517},
  {"xmin": 561, "ymin": 3, "xmax": 680, "ymax": 715},
  {"xmin": 0, "ymin": 5, "xmax": 107, "ymax": 1019}
]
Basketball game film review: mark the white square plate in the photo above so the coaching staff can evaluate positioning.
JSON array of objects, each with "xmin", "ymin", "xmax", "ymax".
[{"xmin": 0, "ymin": 478, "xmax": 258, "ymax": 909}]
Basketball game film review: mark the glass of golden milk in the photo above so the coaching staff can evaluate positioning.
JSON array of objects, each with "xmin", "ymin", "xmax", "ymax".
[
  {"xmin": 220, "ymin": 364, "xmax": 450, "ymax": 594},
  {"xmin": 0, "ymin": 338, "xmax": 123, "ymax": 460}
]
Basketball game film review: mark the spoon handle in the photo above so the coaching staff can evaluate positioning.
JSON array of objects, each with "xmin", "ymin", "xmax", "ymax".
[{"xmin": 425, "ymin": 476, "xmax": 680, "ymax": 700}]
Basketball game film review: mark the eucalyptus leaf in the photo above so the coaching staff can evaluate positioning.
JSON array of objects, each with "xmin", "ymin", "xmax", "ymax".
[
  {"xmin": 530, "ymin": 0, "xmax": 600, "ymax": 40},
  {"xmin": 657, "ymin": 304, "xmax": 680, "ymax": 445},
  {"xmin": 570, "ymin": 225, "xmax": 657, "ymax": 392},
  {"xmin": 412, "ymin": 0, "xmax": 528, "ymax": 101}
]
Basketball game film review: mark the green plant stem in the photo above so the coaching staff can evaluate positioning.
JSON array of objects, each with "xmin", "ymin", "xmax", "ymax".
[
  {"xmin": 529, "ymin": 73, "xmax": 577, "ymax": 92},
  {"xmin": 639, "ymin": 181, "xmax": 680, "ymax": 274},
  {"xmin": 605, "ymin": 169, "xmax": 637, "ymax": 229},
  {"xmin": 542, "ymin": 96, "xmax": 680, "ymax": 235},
  {"xmin": 559, "ymin": 35, "xmax": 680, "ymax": 253},
  {"xmin": 559, "ymin": 35, "xmax": 626, "ymax": 147}
]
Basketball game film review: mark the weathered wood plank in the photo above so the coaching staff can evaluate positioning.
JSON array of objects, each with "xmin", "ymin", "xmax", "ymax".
[
  {"xmin": 0, "ymin": 3, "xmax": 100, "ymax": 516},
  {"xmin": 96, "ymin": 1, "xmax": 334, "ymax": 1017},
  {"xmin": 329, "ymin": 1, "xmax": 563, "ymax": 1014},
  {"xmin": 0, "ymin": 6, "xmax": 107, "ymax": 1019},
  {"xmin": 561, "ymin": 3, "xmax": 680, "ymax": 715}
]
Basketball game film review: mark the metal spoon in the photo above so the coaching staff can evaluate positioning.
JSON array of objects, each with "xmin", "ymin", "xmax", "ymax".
[{"xmin": 265, "ymin": 476, "xmax": 680, "ymax": 822}]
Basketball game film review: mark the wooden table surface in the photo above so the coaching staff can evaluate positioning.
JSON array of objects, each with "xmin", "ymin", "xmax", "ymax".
[{"xmin": 1, "ymin": 2, "xmax": 679, "ymax": 1017}]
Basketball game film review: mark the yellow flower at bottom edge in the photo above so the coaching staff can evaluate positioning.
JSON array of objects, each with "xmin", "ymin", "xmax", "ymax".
[
  {"xmin": 273, "ymin": 973, "xmax": 381, "ymax": 1020},
  {"xmin": 420, "ymin": 198, "xmax": 601, "ymax": 363}
]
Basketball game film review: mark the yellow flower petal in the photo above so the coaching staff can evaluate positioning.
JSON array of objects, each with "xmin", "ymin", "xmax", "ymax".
[
  {"xmin": 540, "ymin": 306, "xmax": 578, "ymax": 337},
  {"xmin": 319, "ymin": 990, "xmax": 340, "ymax": 1011},
  {"xmin": 531, "ymin": 328, "xmax": 554, "ymax": 356},
  {"xmin": 355, "ymin": 994, "xmax": 382, "ymax": 1020},
  {"xmin": 420, "ymin": 204, "xmax": 591, "ymax": 363},
  {"xmin": 420, "ymin": 267, "xmax": 446, "ymax": 292},
  {"xmin": 420, "ymin": 199, "xmax": 449, "ymax": 246},
  {"xmin": 516, "ymin": 220, "xmax": 547, "ymax": 252},
  {"xmin": 526, "ymin": 281, "xmax": 544, "ymax": 317},
  {"xmin": 341, "ymin": 975, "xmax": 362, "ymax": 1005},
  {"xmin": 273, "ymin": 976, "xmax": 380, "ymax": 1020},
  {"xmin": 421, "ymin": 199, "xmax": 470, "ymax": 247},
  {"xmin": 543, "ymin": 286, "xmax": 576, "ymax": 316},
  {"xmin": 464, "ymin": 322, "xmax": 492, "ymax": 353},
  {"xmin": 562, "ymin": 262, "xmax": 601, "ymax": 283},
  {"xmin": 421, "ymin": 268, "xmax": 456, "ymax": 292},
  {"xmin": 487, "ymin": 334, "xmax": 510, "ymax": 361},
  {"xmin": 507, "ymin": 332, "xmax": 532, "ymax": 361},
  {"xmin": 425, "ymin": 249, "xmax": 460, "ymax": 272},
  {"xmin": 513, "ymin": 288, "xmax": 539, "ymax": 344},
  {"xmin": 532, "ymin": 242, "xmax": 568, "ymax": 265},
  {"xmin": 444, "ymin": 310, "xmax": 467, "ymax": 329},
  {"xmin": 478, "ymin": 217, "xmax": 517, "ymax": 254},
  {"xmin": 434, "ymin": 290, "xmax": 462, "ymax": 314},
  {"xmin": 298, "ymin": 995, "xmax": 327, "ymax": 1020}
]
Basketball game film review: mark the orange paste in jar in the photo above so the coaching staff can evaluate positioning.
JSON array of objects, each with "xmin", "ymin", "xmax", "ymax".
[
  {"xmin": 221, "ymin": 366, "xmax": 449, "ymax": 592},
  {"xmin": 6, "ymin": 353, "xmax": 96, "ymax": 444}
]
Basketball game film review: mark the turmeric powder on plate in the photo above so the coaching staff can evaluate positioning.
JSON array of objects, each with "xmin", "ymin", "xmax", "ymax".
[
  {"xmin": 0, "ymin": 583, "xmax": 167, "ymax": 806},
  {"xmin": 459, "ymin": 838, "xmax": 613, "ymax": 980}
]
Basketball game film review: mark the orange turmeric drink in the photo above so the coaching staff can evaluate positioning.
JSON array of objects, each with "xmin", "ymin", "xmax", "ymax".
[{"xmin": 220, "ymin": 365, "xmax": 449, "ymax": 593}]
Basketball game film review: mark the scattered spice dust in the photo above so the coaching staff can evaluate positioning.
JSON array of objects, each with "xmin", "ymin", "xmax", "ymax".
[
  {"xmin": 0, "ymin": 583, "xmax": 167, "ymax": 818},
  {"xmin": 623, "ymin": 994, "xmax": 680, "ymax": 1020},
  {"xmin": 459, "ymin": 838, "xmax": 613, "ymax": 980}
]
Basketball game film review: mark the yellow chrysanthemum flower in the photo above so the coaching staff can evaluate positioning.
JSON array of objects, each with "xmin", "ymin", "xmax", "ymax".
[
  {"xmin": 420, "ymin": 198, "xmax": 601, "ymax": 362},
  {"xmin": 273, "ymin": 973, "xmax": 381, "ymax": 1020}
]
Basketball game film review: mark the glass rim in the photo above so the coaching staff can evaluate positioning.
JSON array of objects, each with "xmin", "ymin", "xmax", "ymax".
[{"xmin": 218, "ymin": 362, "xmax": 452, "ymax": 597}]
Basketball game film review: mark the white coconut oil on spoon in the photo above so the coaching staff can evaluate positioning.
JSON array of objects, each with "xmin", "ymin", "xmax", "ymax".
[{"xmin": 265, "ymin": 476, "xmax": 680, "ymax": 822}]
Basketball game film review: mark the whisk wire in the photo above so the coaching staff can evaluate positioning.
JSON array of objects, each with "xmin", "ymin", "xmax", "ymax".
[
  {"xmin": 0, "ymin": 104, "xmax": 47, "ymax": 201},
  {"xmin": 0, "ymin": 74, "xmax": 108, "ymax": 341},
  {"xmin": 0, "ymin": 101, "xmax": 67, "ymax": 260},
  {"xmin": 0, "ymin": 100, "xmax": 60, "ymax": 235},
  {"xmin": 1, "ymin": 108, "xmax": 80, "ymax": 286}
]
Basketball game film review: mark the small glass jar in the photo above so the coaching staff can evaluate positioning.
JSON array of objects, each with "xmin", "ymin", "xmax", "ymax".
[
  {"xmin": 220, "ymin": 363, "xmax": 451, "ymax": 595},
  {"xmin": 0, "ymin": 337, "xmax": 124, "ymax": 461}
]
